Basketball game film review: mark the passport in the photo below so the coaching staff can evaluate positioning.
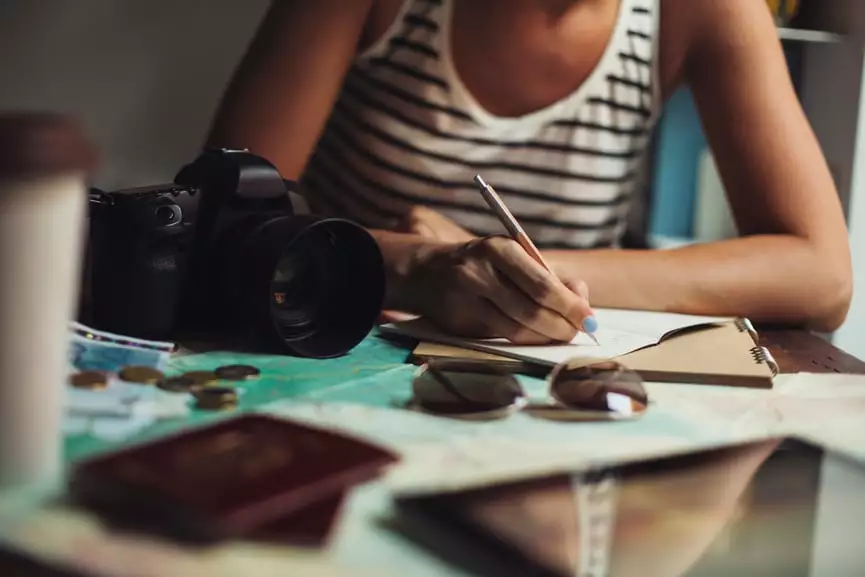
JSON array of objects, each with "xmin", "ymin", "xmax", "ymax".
[{"xmin": 68, "ymin": 414, "xmax": 398, "ymax": 545}]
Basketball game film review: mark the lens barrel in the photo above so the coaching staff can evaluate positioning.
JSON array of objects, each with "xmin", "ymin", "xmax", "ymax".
[{"xmin": 224, "ymin": 214, "xmax": 385, "ymax": 358}]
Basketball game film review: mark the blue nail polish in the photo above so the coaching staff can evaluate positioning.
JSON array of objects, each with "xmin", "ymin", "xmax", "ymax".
[{"xmin": 582, "ymin": 315, "xmax": 599, "ymax": 334}]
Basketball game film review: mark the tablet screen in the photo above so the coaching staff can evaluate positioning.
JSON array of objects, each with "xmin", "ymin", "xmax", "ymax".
[{"xmin": 394, "ymin": 438, "xmax": 865, "ymax": 577}]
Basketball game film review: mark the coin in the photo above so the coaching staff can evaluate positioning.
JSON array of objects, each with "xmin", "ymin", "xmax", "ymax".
[
  {"xmin": 214, "ymin": 364, "xmax": 261, "ymax": 381},
  {"xmin": 157, "ymin": 375, "xmax": 198, "ymax": 393},
  {"xmin": 69, "ymin": 370, "xmax": 109, "ymax": 390},
  {"xmin": 193, "ymin": 386, "xmax": 238, "ymax": 411},
  {"xmin": 181, "ymin": 371, "xmax": 219, "ymax": 387},
  {"xmin": 118, "ymin": 365, "xmax": 164, "ymax": 385}
]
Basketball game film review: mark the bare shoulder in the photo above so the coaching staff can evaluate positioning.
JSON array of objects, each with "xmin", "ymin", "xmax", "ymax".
[
  {"xmin": 362, "ymin": 0, "xmax": 407, "ymax": 51},
  {"xmin": 656, "ymin": 0, "xmax": 778, "ymax": 99}
]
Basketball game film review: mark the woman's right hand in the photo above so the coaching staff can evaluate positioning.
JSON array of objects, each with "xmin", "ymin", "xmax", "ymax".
[{"xmin": 404, "ymin": 236, "xmax": 595, "ymax": 345}]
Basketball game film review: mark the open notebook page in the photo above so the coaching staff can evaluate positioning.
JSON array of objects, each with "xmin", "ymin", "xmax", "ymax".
[
  {"xmin": 379, "ymin": 308, "xmax": 732, "ymax": 367},
  {"xmin": 594, "ymin": 308, "xmax": 733, "ymax": 339}
]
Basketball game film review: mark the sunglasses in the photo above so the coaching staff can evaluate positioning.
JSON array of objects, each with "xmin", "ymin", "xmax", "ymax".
[{"xmin": 408, "ymin": 359, "xmax": 648, "ymax": 422}]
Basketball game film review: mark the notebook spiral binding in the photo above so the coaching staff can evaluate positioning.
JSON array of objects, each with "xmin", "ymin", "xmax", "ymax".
[
  {"xmin": 750, "ymin": 346, "xmax": 779, "ymax": 376},
  {"xmin": 734, "ymin": 318, "xmax": 759, "ymax": 343}
]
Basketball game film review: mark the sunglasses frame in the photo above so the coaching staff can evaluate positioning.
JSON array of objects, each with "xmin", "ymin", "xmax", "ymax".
[
  {"xmin": 408, "ymin": 360, "xmax": 528, "ymax": 420},
  {"xmin": 408, "ymin": 358, "xmax": 648, "ymax": 422}
]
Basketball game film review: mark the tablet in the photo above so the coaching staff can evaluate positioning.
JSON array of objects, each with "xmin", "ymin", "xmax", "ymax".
[{"xmin": 394, "ymin": 437, "xmax": 865, "ymax": 577}]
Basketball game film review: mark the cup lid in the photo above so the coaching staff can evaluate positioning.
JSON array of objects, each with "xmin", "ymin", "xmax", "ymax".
[{"xmin": 0, "ymin": 112, "xmax": 99, "ymax": 179}]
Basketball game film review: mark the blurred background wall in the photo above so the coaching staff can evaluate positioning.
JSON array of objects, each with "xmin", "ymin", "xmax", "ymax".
[{"xmin": 0, "ymin": 0, "xmax": 269, "ymax": 189}]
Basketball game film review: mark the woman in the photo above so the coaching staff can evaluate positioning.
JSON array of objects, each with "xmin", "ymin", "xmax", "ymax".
[{"xmin": 208, "ymin": 0, "xmax": 852, "ymax": 344}]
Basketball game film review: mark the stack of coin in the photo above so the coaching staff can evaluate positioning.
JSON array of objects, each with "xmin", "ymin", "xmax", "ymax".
[
  {"xmin": 193, "ymin": 386, "xmax": 238, "ymax": 411},
  {"xmin": 180, "ymin": 370, "xmax": 219, "ymax": 388},
  {"xmin": 118, "ymin": 366, "xmax": 165, "ymax": 385},
  {"xmin": 69, "ymin": 364, "xmax": 264, "ymax": 396},
  {"xmin": 214, "ymin": 364, "xmax": 260, "ymax": 381},
  {"xmin": 157, "ymin": 375, "xmax": 199, "ymax": 394},
  {"xmin": 68, "ymin": 370, "xmax": 109, "ymax": 391}
]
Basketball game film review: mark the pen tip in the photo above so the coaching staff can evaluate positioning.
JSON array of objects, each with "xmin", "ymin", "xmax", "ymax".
[
  {"xmin": 589, "ymin": 333, "xmax": 600, "ymax": 346},
  {"xmin": 473, "ymin": 174, "xmax": 486, "ymax": 187}
]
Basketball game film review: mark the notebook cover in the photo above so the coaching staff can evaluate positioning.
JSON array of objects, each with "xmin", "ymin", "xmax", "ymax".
[
  {"xmin": 411, "ymin": 320, "xmax": 777, "ymax": 389},
  {"xmin": 68, "ymin": 414, "xmax": 398, "ymax": 543}
]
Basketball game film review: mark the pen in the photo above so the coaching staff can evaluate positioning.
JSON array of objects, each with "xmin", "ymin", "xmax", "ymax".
[{"xmin": 473, "ymin": 174, "xmax": 600, "ymax": 345}]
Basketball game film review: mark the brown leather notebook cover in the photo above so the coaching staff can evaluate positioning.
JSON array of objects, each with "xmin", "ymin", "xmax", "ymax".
[
  {"xmin": 68, "ymin": 414, "xmax": 398, "ymax": 545},
  {"xmin": 411, "ymin": 319, "xmax": 778, "ymax": 389}
]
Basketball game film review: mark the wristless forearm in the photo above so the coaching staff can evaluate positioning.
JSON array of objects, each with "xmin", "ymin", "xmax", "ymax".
[
  {"xmin": 367, "ymin": 229, "xmax": 442, "ymax": 312},
  {"xmin": 543, "ymin": 235, "xmax": 851, "ymax": 330}
]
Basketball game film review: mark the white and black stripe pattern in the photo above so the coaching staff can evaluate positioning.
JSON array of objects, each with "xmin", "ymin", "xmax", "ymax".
[{"xmin": 302, "ymin": 0, "xmax": 661, "ymax": 249}]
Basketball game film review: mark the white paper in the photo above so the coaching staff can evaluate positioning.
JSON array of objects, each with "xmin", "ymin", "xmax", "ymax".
[
  {"xmin": 64, "ymin": 376, "xmax": 191, "ymax": 442},
  {"xmin": 380, "ymin": 307, "xmax": 732, "ymax": 366},
  {"xmin": 590, "ymin": 308, "xmax": 730, "ymax": 339},
  {"xmin": 65, "ymin": 380, "xmax": 142, "ymax": 417}
]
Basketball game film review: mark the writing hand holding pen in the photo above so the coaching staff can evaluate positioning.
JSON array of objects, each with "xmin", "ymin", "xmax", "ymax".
[
  {"xmin": 474, "ymin": 175, "xmax": 600, "ymax": 344},
  {"xmin": 402, "ymin": 235, "xmax": 596, "ymax": 344},
  {"xmin": 393, "ymin": 179, "xmax": 598, "ymax": 345}
]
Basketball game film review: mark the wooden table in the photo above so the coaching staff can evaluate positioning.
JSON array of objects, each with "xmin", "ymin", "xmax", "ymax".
[{"xmin": 760, "ymin": 329, "xmax": 865, "ymax": 374}]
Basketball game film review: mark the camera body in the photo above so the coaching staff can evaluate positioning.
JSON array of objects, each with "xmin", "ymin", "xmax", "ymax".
[
  {"xmin": 87, "ymin": 183, "xmax": 200, "ymax": 340},
  {"xmin": 86, "ymin": 149, "xmax": 385, "ymax": 358}
]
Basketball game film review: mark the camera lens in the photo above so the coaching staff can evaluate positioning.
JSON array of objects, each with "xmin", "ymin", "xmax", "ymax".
[
  {"xmin": 225, "ymin": 215, "xmax": 385, "ymax": 358},
  {"xmin": 270, "ymin": 248, "xmax": 319, "ymax": 341},
  {"xmin": 154, "ymin": 204, "xmax": 181, "ymax": 227}
]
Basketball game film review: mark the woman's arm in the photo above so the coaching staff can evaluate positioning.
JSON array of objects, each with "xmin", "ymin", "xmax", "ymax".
[
  {"xmin": 206, "ymin": 0, "xmax": 594, "ymax": 343},
  {"xmin": 545, "ymin": 0, "xmax": 852, "ymax": 332},
  {"xmin": 208, "ymin": 0, "xmax": 411, "ymax": 298},
  {"xmin": 206, "ymin": 0, "xmax": 436, "ymax": 312},
  {"xmin": 207, "ymin": 0, "xmax": 375, "ymax": 177}
]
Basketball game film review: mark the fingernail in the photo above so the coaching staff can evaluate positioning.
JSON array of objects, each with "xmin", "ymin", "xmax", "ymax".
[{"xmin": 582, "ymin": 315, "xmax": 599, "ymax": 334}]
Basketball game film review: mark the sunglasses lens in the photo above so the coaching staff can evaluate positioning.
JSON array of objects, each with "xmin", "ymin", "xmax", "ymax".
[
  {"xmin": 549, "ymin": 361, "xmax": 647, "ymax": 417},
  {"xmin": 412, "ymin": 361, "xmax": 525, "ymax": 417}
]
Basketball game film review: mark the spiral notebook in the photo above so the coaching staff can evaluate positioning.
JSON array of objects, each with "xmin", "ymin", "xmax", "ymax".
[
  {"xmin": 409, "ymin": 318, "xmax": 778, "ymax": 389},
  {"xmin": 381, "ymin": 308, "xmax": 735, "ymax": 368}
]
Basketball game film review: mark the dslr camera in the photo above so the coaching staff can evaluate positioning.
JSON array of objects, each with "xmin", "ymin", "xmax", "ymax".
[{"xmin": 85, "ymin": 148, "xmax": 385, "ymax": 358}]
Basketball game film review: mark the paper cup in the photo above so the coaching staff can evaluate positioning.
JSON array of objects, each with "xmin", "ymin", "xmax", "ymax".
[{"xmin": 0, "ymin": 113, "xmax": 97, "ymax": 489}]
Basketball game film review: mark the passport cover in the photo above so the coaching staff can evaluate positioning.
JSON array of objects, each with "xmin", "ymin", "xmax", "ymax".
[
  {"xmin": 68, "ymin": 413, "xmax": 398, "ymax": 544},
  {"xmin": 250, "ymin": 492, "xmax": 346, "ymax": 546}
]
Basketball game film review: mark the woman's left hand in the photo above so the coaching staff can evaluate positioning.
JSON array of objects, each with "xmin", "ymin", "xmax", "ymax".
[{"xmin": 395, "ymin": 206, "xmax": 477, "ymax": 243}]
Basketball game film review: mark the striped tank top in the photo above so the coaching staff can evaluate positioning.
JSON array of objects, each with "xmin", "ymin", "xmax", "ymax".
[{"xmin": 301, "ymin": 0, "xmax": 661, "ymax": 249}]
